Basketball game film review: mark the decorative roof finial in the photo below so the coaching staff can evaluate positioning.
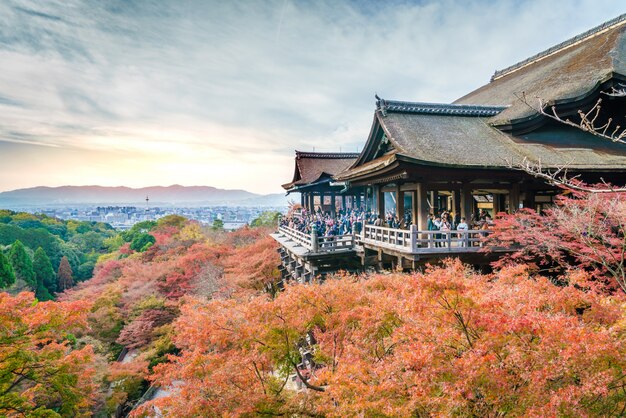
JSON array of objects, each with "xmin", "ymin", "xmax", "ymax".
[{"xmin": 375, "ymin": 93, "xmax": 387, "ymax": 116}]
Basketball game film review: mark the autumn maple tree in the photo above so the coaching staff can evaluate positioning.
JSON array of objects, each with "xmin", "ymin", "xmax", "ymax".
[
  {"xmin": 136, "ymin": 260, "xmax": 626, "ymax": 417},
  {"xmin": 486, "ymin": 190, "xmax": 626, "ymax": 292},
  {"xmin": 0, "ymin": 292, "xmax": 97, "ymax": 417}
]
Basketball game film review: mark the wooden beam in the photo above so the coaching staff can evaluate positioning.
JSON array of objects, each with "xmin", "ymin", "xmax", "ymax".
[
  {"xmin": 461, "ymin": 183, "xmax": 473, "ymax": 221},
  {"xmin": 509, "ymin": 183, "xmax": 520, "ymax": 213},
  {"xmin": 396, "ymin": 185, "xmax": 404, "ymax": 222},
  {"xmin": 416, "ymin": 182, "xmax": 429, "ymax": 231}
]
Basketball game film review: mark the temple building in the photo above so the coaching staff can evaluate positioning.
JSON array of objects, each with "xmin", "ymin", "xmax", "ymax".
[
  {"xmin": 282, "ymin": 151, "xmax": 361, "ymax": 216},
  {"xmin": 274, "ymin": 14, "xmax": 626, "ymax": 280}
]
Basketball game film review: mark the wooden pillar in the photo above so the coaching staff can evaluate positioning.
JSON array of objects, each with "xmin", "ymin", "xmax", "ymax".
[
  {"xmin": 341, "ymin": 195, "xmax": 346, "ymax": 212},
  {"xmin": 509, "ymin": 183, "xmax": 520, "ymax": 213},
  {"xmin": 330, "ymin": 193, "xmax": 336, "ymax": 217},
  {"xmin": 431, "ymin": 191, "xmax": 439, "ymax": 214},
  {"xmin": 300, "ymin": 193, "xmax": 305, "ymax": 209},
  {"xmin": 452, "ymin": 189, "xmax": 461, "ymax": 218},
  {"xmin": 309, "ymin": 193, "xmax": 314, "ymax": 212},
  {"xmin": 377, "ymin": 186, "xmax": 385, "ymax": 216},
  {"xmin": 396, "ymin": 185, "xmax": 404, "ymax": 223},
  {"xmin": 525, "ymin": 190, "xmax": 535, "ymax": 211},
  {"xmin": 461, "ymin": 183, "xmax": 473, "ymax": 221},
  {"xmin": 356, "ymin": 193, "xmax": 362, "ymax": 209},
  {"xmin": 416, "ymin": 183, "xmax": 429, "ymax": 231},
  {"xmin": 492, "ymin": 193, "xmax": 501, "ymax": 214}
]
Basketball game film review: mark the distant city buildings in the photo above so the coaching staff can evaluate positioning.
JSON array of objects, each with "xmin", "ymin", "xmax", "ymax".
[{"xmin": 30, "ymin": 205, "xmax": 287, "ymax": 230}]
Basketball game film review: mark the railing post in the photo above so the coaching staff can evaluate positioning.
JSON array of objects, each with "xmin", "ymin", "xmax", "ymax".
[
  {"xmin": 447, "ymin": 232, "xmax": 452, "ymax": 251},
  {"xmin": 311, "ymin": 226, "xmax": 319, "ymax": 253},
  {"xmin": 410, "ymin": 224, "xmax": 418, "ymax": 253},
  {"xmin": 464, "ymin": 231, "xmax": 469, "ymax": 247},
  {"xmin": 428, "ymin": 231, "xmax": 434, "ymax": 248}
]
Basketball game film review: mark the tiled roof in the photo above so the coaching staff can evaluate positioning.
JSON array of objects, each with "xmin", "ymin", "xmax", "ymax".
[
  {"xmin": 492, "ymin": 13, "xmax": 626, "ymax": 81},
  {"xmin": 377, "ymin": 99, "xmax": 506, "ymax": 117},
  {"xmin": 282, "ymin": 151, "xmax": 359, "ymax": 190},
  {"xmin": 335, "ymin": 111, "xmax": 626, "ymax": 181},
  {"xmin": 455, "ymin": 14, "xmax": 626, "ymax": 124}
]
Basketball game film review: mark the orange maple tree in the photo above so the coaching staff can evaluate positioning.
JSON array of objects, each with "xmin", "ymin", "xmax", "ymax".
[
  {"xmin": 0, "ymin": 292, "xmax": 97, "ymax": 417},
  {"xmin": 135, "ymin": 260, "xmax": 626, "ymax": 417}
]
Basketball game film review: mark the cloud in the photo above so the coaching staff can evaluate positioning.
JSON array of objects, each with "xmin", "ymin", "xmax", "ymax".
[{"xmin": 0, "ymin": 0, "xmax": 624, "ymax": 193}]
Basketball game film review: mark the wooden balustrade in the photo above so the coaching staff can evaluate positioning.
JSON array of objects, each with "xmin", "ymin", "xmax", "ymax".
[
  {"xmin": 279, "ymin": 225, "xmax": 493, "ymax": 255},
  {"xmin": 278, "ymin": 226, "xmax": 355, "ymax": 253}
]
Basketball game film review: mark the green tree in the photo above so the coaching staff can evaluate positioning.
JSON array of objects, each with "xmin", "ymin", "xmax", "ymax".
[
  {"xmin": 212, "ymin": 219, "xmax": 224, "ymax": 230},
  {"xmin": 130, "ymin": 233, "xmax": 156, "ymax": 252},
  {"xmin": 33, "ymin": 247, "xmax": 56, "ymax": 297},
  {"xmin": 57, "ymin": 256, "xmax": 74, "ymax": 291},
  {"xmin": 8, "ymin": 240, "xmax": 35, "ymax": 289},
  {"xmin": 0, "ymin": 252, "xmax": 15, "ymax": 288},
  {"xmin": 250, "ymin": 211, "xmax": 281, "ymax": 228}
]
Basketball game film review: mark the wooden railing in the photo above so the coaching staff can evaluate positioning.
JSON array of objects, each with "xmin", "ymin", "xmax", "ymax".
[
  {"xmin": 278, "ymin": 226, "xmax": 354, "ymax": 253},
  {"xmin": 279, "ymin": 225, "xmax": 493, "ymax": 254},
  {"xmin": 279, "ymin": 226, "xmax": 312, "ymax": 249},
  {"xmin": 362, "ymin": 225, "xmax": 492, "ymax": 253}
]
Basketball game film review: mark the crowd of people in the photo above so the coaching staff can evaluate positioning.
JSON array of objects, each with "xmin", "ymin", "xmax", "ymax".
[{"xmin": 279, "ymin": 206, "xmax": 494, "ymax": 238}]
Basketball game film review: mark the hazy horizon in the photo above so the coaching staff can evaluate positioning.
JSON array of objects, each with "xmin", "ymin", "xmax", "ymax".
[{"xmin": 1, "ymin": 0, "xmax": 624, "ymax": 194}]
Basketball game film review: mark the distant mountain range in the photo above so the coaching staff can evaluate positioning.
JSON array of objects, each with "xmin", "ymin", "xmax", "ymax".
[{"xmin": 0, "ymin": 185, "xmax": 292, "ymax": 208}]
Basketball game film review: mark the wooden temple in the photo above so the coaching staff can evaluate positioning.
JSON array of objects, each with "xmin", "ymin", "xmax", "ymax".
[
  {"xmin": 273, "ymin": 14, "xmax": 626, "ymax": 281},
  {"xmin": 282, "ymin": 151, "xmax": 362, "ymax": 216}
]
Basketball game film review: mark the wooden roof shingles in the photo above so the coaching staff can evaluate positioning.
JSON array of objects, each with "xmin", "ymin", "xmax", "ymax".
[
  {"xmin": 282, "ymin": 151, "xmax": 359, "ymax": 191},
  {"xmin": 455, "ymin": 14, "xmax": 626, "ymax": 125}
]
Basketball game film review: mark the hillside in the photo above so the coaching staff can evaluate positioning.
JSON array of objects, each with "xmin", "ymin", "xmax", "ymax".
[{"xmin": 0, "ymin": 185, "xmax": 290, "ymax": 207}]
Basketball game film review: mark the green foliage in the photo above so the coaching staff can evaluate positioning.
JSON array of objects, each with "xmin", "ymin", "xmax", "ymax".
[
  {"xmin": 0, "ymin": 224, "xmax": 62, "ymax": 268},
  {"xmin": 250, "ymin": 211, "xmax": 281, "ymax": 228},
  {"xmin": 122, "ymin": 221, "xmax": 157, "ymax": 243},
  {"xmin": 0, "ymin": 252, "xmax": 15, "ymax": 288},
  {"xmin": 33, "ymin": 247, "xmax": 57, "ymax": 296},
  {"xmin": 130, "ymin": 233, "xmax": 156, "ymax": 252},
  {"xmin": 157, "ymin": 215, "xmax": 187, "ymax": 229},
  {"xmin": 8, "ymin": 240, "xmax": 36, "ymax": 289},
  {"xmin": 103, "ymin": 235, "xmax": 125, "ymax": 252},
  {"xmin": 212, "ymin": 218, "xmax": 224, "ymax": 230}
]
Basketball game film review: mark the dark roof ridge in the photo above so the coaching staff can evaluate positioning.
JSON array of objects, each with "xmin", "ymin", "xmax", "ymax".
[
  {"xmin": 492, "ymin": 13, "xmax": 626, "ymax": 82},
  {"xmin": 295, "ymin": 150, "xmax": 360, "ymax": 159},
  {"xmin": 376, "ymin": 98, "xmax": 506, "ymax": 117}
]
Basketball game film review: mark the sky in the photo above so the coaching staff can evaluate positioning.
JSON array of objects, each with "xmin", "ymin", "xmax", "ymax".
[{"xmin": 0, "ymin": 0, "xmax": 624, "ymax": 194}]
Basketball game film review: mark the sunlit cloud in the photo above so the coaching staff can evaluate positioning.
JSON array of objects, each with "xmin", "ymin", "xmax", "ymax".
[{"xmin": 0, "ymin": 0, "xmax": 624, "ymax": 194}]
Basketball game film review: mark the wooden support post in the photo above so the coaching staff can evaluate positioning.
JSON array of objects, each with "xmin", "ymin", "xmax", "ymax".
[
  {"xmin": 396, "ymin": 185, "xmax": 404, "ymax": 224},
  {"xmin": 416, "ymin": 183, "xmax": 429, "ymax": 231},
  {"xmin": 377, "ymin": 186, "xmax": 385, "ymax": 216},
  {"xmin": 453, "ymin": 189, "xmax": 461, "ymax": 219},
  {"xmin": 356, "ymin": 193, "xmax": 362, "ymax": 209},
  {"xmin": 311, "ymin": 226, "xmax": 319, "ymax": 253},
  {"xmin": 309, "ymin": 193, "xmax": 315, "ymax": 213},
  {"xmin": 509, "ymin": 183, "xmax": 520, "ymax": 213},
  {"xmin": 411, "ymin": 191, "xmax": 418, "ymax": 227},
  {"xmin": 461, "ymin": 183, "xmax": 473, "ymax": 222},
  {"xmin": 492, "ymin": 193, "xmax": 500, "ymax": 214},
  {"xmin": 341, "ymin": 195, "xmax": 346, "ymax": 212},
  {"xmin": 432, "ymin": 191, "xmax": 439, "ymax": 214},
  {"xmin": 524, "ymin": 190, "xmax": 535, "ymax": 210},
  {"xmin": 300, "ymin": 193, "xmax": 305, "ymax": 209}
]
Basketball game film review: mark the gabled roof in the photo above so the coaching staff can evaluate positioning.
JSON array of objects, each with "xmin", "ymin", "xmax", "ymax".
[
  {"xmin": 335, "ymin": 98, "xmax": 626, "ymax": 181},
  {"xmin": 455, "ymin": 14, "xmax": 626, "ymax": 125},
  {"xmin": 282, "ymin": 151, "xmax": 359, "ymax": 191}
]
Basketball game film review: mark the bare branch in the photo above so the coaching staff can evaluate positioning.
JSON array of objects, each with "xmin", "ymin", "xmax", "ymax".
[
  {"xmin": 505, "ymin": 157, "xmax": 626, "ymax": 193},
  {"xmin": 516, "ymin": 93, "xmax": 626, "ymax": 145}
]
